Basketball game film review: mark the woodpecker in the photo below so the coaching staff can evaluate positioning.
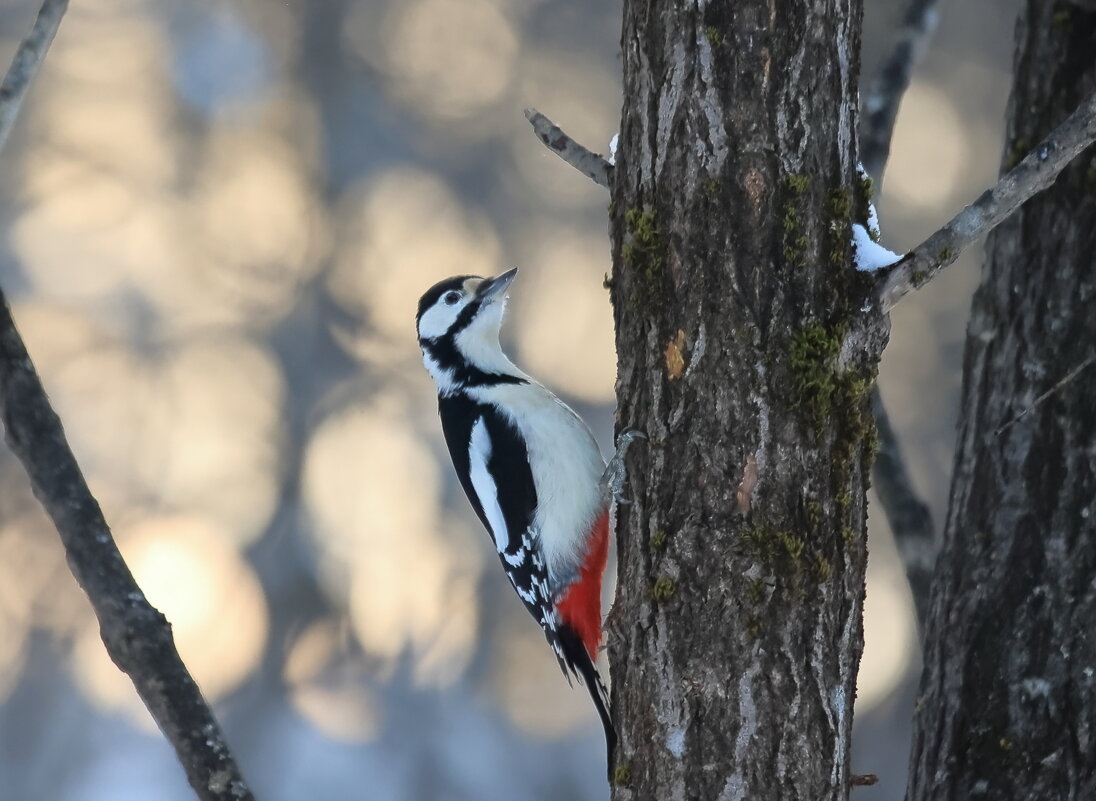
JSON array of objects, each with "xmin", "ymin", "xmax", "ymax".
[{"xmin": 416, "ymin": 268, "xmax": 616, "ymax": 769}]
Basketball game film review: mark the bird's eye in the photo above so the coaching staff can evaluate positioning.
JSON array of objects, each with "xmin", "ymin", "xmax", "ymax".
[{"xmin": 443, "ymin": 291, "xmax": 461, "ymax": 306}]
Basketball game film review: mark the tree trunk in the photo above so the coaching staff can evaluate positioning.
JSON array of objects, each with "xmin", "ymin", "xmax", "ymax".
[
  {"xmin": 907, "ymin": 5, "xmax": 1096, "ymax": 800},
  {"xmin": 607, "ymin": 1, "xmax": 887, "ymax": 798}
]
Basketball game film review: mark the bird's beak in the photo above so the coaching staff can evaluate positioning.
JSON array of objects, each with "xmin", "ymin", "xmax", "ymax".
[{"xmin": 477, "ymin": 268, "xmax": 518, "ymax": 302}]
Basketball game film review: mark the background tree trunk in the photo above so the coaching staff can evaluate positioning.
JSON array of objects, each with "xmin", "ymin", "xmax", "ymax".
[
  {"xmin": 607, "ymin": 1, "xmax": 888, "ymax": 798},
  {"xmin": 907, "ymin": 5, "xmax": 1096, "ymax": 800}
]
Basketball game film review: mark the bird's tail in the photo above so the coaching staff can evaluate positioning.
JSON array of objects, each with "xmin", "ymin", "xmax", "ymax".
[{"xmin": 557, "ymin": 624, "xmax": 616, "ymax": 780}]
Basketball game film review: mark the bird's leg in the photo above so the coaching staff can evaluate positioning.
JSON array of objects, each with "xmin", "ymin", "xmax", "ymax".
[{"xmin": 599, "ymin": 428, "xmax": 646, "ymax": 505}]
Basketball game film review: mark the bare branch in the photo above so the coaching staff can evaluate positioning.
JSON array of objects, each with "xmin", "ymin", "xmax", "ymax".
[
  {"xmin": 870, "ymin": 387, "xmax": 934, "ymax": 631},
  {"xmin": 859, "ymin": 0, "xmax": 940, "ymax": 182},
  {"xmin": 0, "ymin": 4, "xmax": 255, "ymax": 800},
  {"xmin": 0, "ymin": 0, "xmax": 67, "ymax": 156},
  {"xmin": 994, "ymin": 354, "xmax": 1096, "ymax": 436},
  {"xmin": 524, "ymin": 107, "xmax": 612, "ymax": 189},
  {"xmin": 877, "ymin": 89, "xmax": 1096, "ymax": 312}
]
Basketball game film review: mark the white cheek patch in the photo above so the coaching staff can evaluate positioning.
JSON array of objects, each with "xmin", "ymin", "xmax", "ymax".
[{"xmin": 417, "ymin": 301, "xmax": 463, "ymax": 340}]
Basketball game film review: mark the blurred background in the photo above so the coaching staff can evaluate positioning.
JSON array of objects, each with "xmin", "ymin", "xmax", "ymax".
[{"xmin": 0, "ymin": 0, "xmax": 1019, "ymax": 798}]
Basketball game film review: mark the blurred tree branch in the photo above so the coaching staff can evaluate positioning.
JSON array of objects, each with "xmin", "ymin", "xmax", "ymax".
[
  {"xmin": 0, "ymin": 3, "xmax": 256, "ymax": 800},
  {"xmin": 876, "ymin": 87, "xmax": 1096, "ymax": 312},
  {"xmin": 869, "ymin": 389, "xmax": 934, "ymax": 628},
  {"xmin": 860, "ymin": 0, "xmax": 940, "ymax": 182},
  {"xmin": 0, "ymin": 0, "xmax": 66, "ymax": 152}
]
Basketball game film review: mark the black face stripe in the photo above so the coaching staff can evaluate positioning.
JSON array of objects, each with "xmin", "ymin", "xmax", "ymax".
[
  {"xmin": 422, "ymin": 336, "xmax": 526, "ymax": 387},
  {"xmin": 446, "ymin": 294, "xmax": 486, "ymax": 339},
  {"xmin": 416, "ymin": 275, "xmax": 477, "ymax": 324}
]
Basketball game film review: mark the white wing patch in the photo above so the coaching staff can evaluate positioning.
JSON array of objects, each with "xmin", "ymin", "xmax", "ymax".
[{"xmin": 468, "ymin": 417, "xmax": 510, "ymax": 554}]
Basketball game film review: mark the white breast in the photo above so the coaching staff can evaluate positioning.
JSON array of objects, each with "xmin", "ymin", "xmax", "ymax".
[{"xmin": 468, "ymin": 381, "xmax": 605, "ymax": 589}]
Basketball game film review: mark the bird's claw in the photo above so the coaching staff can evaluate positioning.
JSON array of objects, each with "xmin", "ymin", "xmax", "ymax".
[{"xmin": 600, "ymin": 428, "xmax": 648, "ymax": 504}]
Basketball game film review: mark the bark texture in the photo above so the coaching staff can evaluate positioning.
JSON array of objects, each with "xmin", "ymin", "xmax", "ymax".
[
  {"xmin": 907, "ymin": 5, "xmax": 1096, "ymax": 800},
  {"xmin": 607, "ymin": 2, "xmax": 887, "ymax": 798}
]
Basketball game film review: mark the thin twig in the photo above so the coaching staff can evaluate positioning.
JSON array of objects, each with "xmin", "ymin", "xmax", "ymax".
[
  {"xmin": 0, "ymin": 4, "xmax": 255, "ymax": 800},
  {"xmin": 860, "ymin": 0, "xmax": 940, "ymax": 183},
  {"xmin": 870, "ymin": 387, "xmax": 934, "ymax": 631},
  {"xmin": 876, "ymin": 89, "xmax": 1096, "ymax": 312},
  {"xmin": 995, "ymin": 354, "xmax": 1096, "ymax": 436},
  {"xmin": 524, "ymin": 108, "xmax": 613, "ymax": 189},
  {"xmin": 0, "ymin": 0, "xmax": 67, "ymax": 156}
]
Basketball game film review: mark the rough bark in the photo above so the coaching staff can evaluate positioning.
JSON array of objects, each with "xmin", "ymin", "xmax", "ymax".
[
  {"xmin": 907, "ymin": 5, "xmax": 1096, "ymax": 801},
  {"xmin": 606, "ymin": 2, "xmax": 888, "ymax": 799}
]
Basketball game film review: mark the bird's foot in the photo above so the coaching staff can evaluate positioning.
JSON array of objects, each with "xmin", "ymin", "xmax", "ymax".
[{"xmin": 599, "ymin": 428, "xmax": 647, "ymax": 504}]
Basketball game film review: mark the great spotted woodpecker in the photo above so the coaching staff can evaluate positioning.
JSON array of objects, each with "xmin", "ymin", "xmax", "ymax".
[{"xmin": 416, "ymin": 268, "xmax": 615, "ymax": 768}]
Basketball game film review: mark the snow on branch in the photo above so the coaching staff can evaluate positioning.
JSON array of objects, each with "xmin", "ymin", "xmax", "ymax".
[
  {"xmin": 877, "ymin": 88, "xmax": 1096, "ymax": 312},
  {"xmin": 0, "ymin": 4, "xmax": 255, "ymax": 800},
  {"xmin": 859, "ymin": 0, "xmax": 940, "ymax": 182},
  {"xmin": 0, "ymin": 0, "xmax": 67, "ymax": 155},
  {"xmin": 524, "ymin": 108, "xmax": 613, "ymax": 189}
]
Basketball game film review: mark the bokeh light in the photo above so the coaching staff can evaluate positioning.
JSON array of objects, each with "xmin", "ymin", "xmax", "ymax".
[
  {"xmin": 511, "ymin": 229, "xmax": 615, "ymax": 402},
  {"xmin": 886, "ymin": 82, "xmax": 968, "ymax": 210},
  {"xmin": 302, "ymin": 393, "xmax": 482, "ymax": 686},
  {"xmin": 490, "ymin": 617, "xmax": 595, "ymax": 738},
  {"xmin": 345, "ymin": 0, "xmax": 518, "ymax": 121},
  {"xmin": 331, "ymin": 166, "xmax": 501, "ymax": 362},
  {"xmin": 286, "ymin": 620, "xmax": 382, "ymax": 743},
  {"xmin": 34, "ymin": 334, "xmax": 285, "ymax": 547},
  {"xmin": 72, "ymin": 517, "xmax": 268, "ymax": 725},
  {"xmin": 857, "ymin": 561, "xmax": 918, "ymax": 709}
]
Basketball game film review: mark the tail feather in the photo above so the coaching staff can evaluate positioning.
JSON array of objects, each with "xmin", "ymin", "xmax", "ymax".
[{"xmin": 557, "ymin": 624, "xmax": 616, "ymax": 780}]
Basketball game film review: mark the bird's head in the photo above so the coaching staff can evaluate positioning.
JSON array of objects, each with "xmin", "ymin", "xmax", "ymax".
[{"xmin": 416, "ymin": 268, "xmax": 521, "ymax": 391}]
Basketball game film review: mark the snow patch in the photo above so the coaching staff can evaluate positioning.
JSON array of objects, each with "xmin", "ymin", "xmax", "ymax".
[
  {"xmin": 608, "ymin": 133, "xmax": 619, "ymax": 166},
  {"xmin": 852, "ymin": 224, "xmax": 900, "ymax": 272}
]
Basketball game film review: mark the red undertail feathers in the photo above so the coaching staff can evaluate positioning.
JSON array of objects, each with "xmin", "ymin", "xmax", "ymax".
[{"xmin": 555, "ymin": 509, "xmax": 609, "ymax": 660}]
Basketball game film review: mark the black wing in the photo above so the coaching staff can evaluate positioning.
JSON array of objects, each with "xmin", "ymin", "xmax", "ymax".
[{"xmin": 437, "ymin": 396, "xmax": 560, "ymax": 647}]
